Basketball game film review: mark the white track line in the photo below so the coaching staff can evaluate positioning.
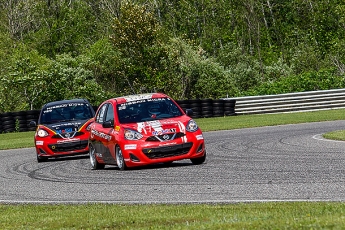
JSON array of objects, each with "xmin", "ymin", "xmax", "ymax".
[{"xmin": 312, "ymin": 134, "xmax": 345, "ymax": 143}]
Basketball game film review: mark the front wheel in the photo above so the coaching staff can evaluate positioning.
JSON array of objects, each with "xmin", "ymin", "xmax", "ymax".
[
  {"xmin": 89, "ymin": 144, "xmax": 105, "ymax": 170},
  {"xmin": 115, "ymin": 146, "xmax": 127, "ymax": 170},
  {"xmin": 190, "ymin": 152, "xmax": 206, "ymax": 165}
]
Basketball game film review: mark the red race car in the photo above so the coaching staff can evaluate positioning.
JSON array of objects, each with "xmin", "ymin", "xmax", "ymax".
[
  {"xmin": 30, "ymin": 99, "xmax": 95, "ymax": 162},
  {"xmin": 89, "ymin": 93, "xmax": 206, "ymax": 170}
]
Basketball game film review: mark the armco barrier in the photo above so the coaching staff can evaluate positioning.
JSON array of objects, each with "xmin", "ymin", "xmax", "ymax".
[
  {"xmin": 226, "ymin": 88, "xmax": 345, "ymax": 115},
  {"xmin": 0, "ymin": 99, "xmax": 236, "ymax": 133}
]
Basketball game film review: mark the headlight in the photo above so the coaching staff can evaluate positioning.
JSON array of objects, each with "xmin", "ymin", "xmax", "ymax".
[
  {"xmin": 124, "ymin": 129, "xmax": 143, "ymax": 140},
  {"xmin": 186, "ymin": 119, "xmax": 198, "ymax": 132},
  {"xmin": 37, "ymin": 129, "xmax": 49, "ymax": 137}
]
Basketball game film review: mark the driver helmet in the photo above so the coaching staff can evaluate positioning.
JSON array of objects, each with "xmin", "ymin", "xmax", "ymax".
[
  {"xmin": 148, "ymin": 103, "xmax": 161, "ymax": 115},
  {"xmin": 74, "ymin": 105, "xmax": 86, "ymax": 119}
]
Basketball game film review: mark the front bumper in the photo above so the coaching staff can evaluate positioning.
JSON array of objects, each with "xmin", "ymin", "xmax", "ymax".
[
  {"xmin": 35, "ymin": 138, "xmax": 89, "ymax": 157},
  {"xmin": 142, "ymin": 142, "xmax": 193, "ymax": 159},
  {"xmin": 121, "ymin": 137, "xmax": 205, "ymax": 167}
]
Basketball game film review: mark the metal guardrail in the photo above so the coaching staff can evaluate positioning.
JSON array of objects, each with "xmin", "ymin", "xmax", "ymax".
[{"xmin": 224, "ymin": 88, "xmax": 345, "ymax": 115}]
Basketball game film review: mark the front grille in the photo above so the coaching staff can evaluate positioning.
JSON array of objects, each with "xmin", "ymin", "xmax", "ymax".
[
  {"xmin": 51, "ymin": 131, "xmax": 84, "ymax": 139},
  {"xmin": 142, "ymin": 142, "xmax": 193, "ymax": 159},
  {"xmin": 145, "ymin": 132, "xmax": 185, "ymax": 142},
  {"xmin": 48, "ymin": 140, "xmax": 88, "ymax": 152}
]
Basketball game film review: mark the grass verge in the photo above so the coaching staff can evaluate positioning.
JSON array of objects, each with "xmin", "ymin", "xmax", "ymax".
[
  {"xmin": 1, "ymin": 109, "xmax": 345, "ymax": 229},
  {"xmin": 1, "ymin": 202, "xmax": 345, "ymax": 229},
  {"xmin": 0, "ymin": 131, "xmax": 35, "ymax": 150}
]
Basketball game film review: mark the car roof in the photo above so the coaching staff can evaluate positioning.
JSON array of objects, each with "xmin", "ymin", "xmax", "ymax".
[
  {"xmin": 42, "ymin": 98, "xmax": 90, "ymax": 108},
  {"xmin": 112, "ymin": 93, "xmax": 169, "ymax": 104}
]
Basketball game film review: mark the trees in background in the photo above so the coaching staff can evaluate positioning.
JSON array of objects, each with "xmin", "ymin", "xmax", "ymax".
[{"xmin": 0, "ymin": 0, "xmax": 345, "ymax": 112}]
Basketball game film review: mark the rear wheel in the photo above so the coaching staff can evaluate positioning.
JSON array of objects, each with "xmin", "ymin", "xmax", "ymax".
[
  {"xmin": 190, "ymin": 152, "xmax": 206, "ymax": 165},
  {"xmin": 89, "ymin": 144, "xmax": 105, "ymax": 170},
  {"xmin": 116, "ymin": 146, "xmax": 127, "ymax": 170}
]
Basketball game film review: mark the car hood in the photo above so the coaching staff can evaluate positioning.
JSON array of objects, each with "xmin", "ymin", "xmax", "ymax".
[
  {"xmin": 122, "ymin": 116, "xmax": 191, "ymax": 136},
  {"xmin": 42, "ymin": 119, "xmax": 89, "ymax": 133}
]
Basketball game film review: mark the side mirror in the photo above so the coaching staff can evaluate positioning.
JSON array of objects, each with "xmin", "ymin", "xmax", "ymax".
[
  {"xmin": 29, "ymin": 120, "xmax": 37, "ymax": 127},
  {"xmin": 102, "ymin": 120, "xmax": 113, "ymax": 128},
  {"xmin": 186, "ymin": 109, "xmax": 193, "ymax": 116}
]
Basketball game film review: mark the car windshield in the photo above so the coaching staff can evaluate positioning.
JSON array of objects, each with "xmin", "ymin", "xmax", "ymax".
[
  {"xmin": 40, "ymin": 102, "xmax": 93, "ymax": 124},
  {"xmin": 117, "ymin": 97, "xmax": 183, "ymax": 124}
]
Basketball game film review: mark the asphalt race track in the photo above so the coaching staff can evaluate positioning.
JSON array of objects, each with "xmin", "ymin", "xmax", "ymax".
[{"xmin": 2, "ymin": 120, "xmax": 345, "ymax": 204}]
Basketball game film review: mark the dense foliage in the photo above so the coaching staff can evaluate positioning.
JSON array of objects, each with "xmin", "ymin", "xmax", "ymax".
[{"xmin": 1, "ymin": 0, "xmax": 345, "ymax": 112}]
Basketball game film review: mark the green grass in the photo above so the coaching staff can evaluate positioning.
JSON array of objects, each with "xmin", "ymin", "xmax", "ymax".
[
  {"xmin": 2, "ymin": 109, "xmax": 345, "ymax": 229},
  {"xmin": 0, "ymin": 131, "xmax": 35, "ymax": 150},
  {"xmin": 1, "ymin": 202, "xmax": 345, "ymax": 229},
  {"xmin": 323, "ymin": 129, "xmax": 345, "ymax": 141}
]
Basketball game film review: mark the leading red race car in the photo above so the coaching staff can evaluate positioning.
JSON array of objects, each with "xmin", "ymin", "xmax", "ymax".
[
  {"xmin": 89, "ymin": 93, "xmax": 206, "ymax": 170},
  {"xmin": 30, "ymin": 99, "xmax": 95, "ymax": 162}
]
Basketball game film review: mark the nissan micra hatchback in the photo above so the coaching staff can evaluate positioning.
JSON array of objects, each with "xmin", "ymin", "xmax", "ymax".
[
  {"xmin": 31, "ymin": 99, "xmax": 95, "ymax": 162},
  {"xmin": 89, "ymin": 93, "xmax": 206, "ymax": 170}
]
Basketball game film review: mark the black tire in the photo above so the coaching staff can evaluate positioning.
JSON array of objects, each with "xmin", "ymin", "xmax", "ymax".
[
  {"xmin": 27, "ymin": 119, "xmax": 38, "ymax": 125},
  {"xmin": 212, "ymin": 113, "xmax": 224, "ymax": 117},
  {"xmin": 178, "ymin": 104, "xmax": 189, "ymax": 110},
  {"xmin": 191, "ymin": 152, "xmax": 206, "ymax": 165},
  {"xmin": 224, "ymin": 106, "xmax": 235, "ymax": 110},
  {"xmin": 201, "ymin": 106, "xmax": 213, "ymax": 111},
  {"xmin": 190, "ymin": 106, "xmax": 201, "ymax": 112},
  {"xmin": 212, "ymin": 100, "xmax": 224, "ymax": 107},
  {"xmin": 89, "ymin": 144, "xmax": 105, "ymax": 169},
  {"xmin": 3, "ymin": 128, "xmax": 15, "ymax": 133},
  {"xmin": 26, "ymin": 114, "xmax": 38, "ymax": 120},
  {"xmin": 224, "ymin": 108, "xmax": 235, "ymax": 113},
  {"xmin": 224, "ymin": 108, "xmax": 236, "ymax": 116},
  {"xmin": 224, "ymin": 99, "xmax": 236, "ymax": 106},
  {"xmin": 13, "ymin": 115, "xmax": 26, "ymax": 120},
  {"xmin": 2, "ymin": 120, "xmax": 15, "ymax": 126},
  {"xmin": 12, "ymin": 111, "xmax": 26, "ymax": 116},
  {"xmin": 1, "ymin": 112, "xmax": 13, "ymax": 118},
  {"xmin": 213, "ymin": 109, "xmax": 224, "ymax": 114},
  {"xmin": 116, "ymin": 146, "xmax": 127, "ymax": 170},
  {"xmin": 225, "ymin": 112, "xmax": 237, "ymax": 116},
  {"xmin": 201, "ymin": 98, "xmax": 212, "ymax": 103},
  {"xmin": 27, "ymin": 127, "xmax": 37, "ymax": 131},
  {"xmin": 27, "ymin": 110, "xmax": 40, "ymax": 115},
  {"xmin": 201, "ymin": 114, "xmax": 213, "ymax": 118},
  {"xmin": 3, "ymin": 124, "xmax": 15, "ymax": 129},
  {"xmin": 190, "ymin": 104, "xmax": 201, "ymax": 108},
  {"xmin": 18, "ymin": 123, "xmax": 27, "ymax": 127},
  {"xmin": 1, "ymin": 116, "xmax": 14, "ymax": 122}
]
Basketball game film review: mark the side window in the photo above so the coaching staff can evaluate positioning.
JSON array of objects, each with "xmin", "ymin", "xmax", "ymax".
[
  {"xmin": 95, "ymin": 104, "xmax": 108, "ymax": 123},
  {"xmin": 105, "ymin": 104, "xmax": 114, "ymax": 124}
]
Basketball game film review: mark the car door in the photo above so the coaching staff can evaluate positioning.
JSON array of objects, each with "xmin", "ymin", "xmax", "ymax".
[
  {"xmin": 99, "ymin": 103, "xmax": 117, "ymax": 164},
  {"xmin": 91, "ymin": 103, "xmax": 108, "ymax": 155}
]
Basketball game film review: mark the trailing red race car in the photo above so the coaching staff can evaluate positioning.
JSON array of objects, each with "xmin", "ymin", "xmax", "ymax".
[
  {"xmin": 30, "ymin": 99, "xmax": 95, "ymax": 162},
  {"xmin": 89, "ymin": 93, "xmax": 206, "ymax": 170}
]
